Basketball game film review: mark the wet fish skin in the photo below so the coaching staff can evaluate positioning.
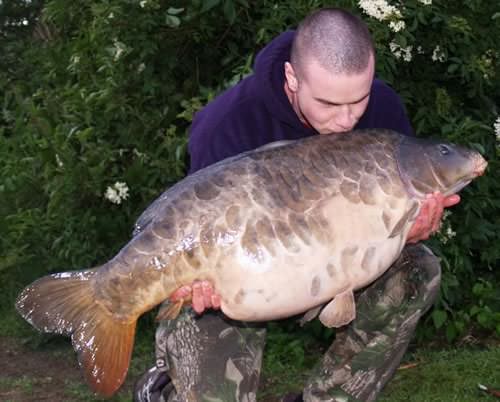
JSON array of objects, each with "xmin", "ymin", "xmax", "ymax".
[{"xmin": 15, "ymin": 129, "xmax": 487, "ymax": 397}]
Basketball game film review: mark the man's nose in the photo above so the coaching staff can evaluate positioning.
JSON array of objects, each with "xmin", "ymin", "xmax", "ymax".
[{"xmin": 335, "ymin": 105, "xmax": 354, "ymax": 130}]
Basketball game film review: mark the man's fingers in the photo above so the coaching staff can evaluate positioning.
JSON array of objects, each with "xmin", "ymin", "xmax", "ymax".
[
  {"xmin": 170, "ymin": 280, "xmax": 219, "ymax": 314},
  {"xmin": 211, "ymin": 294, "xmax": 221, "ymax": 310},
  {"xmin": 431, "ymin": 193, "xmax": 444, "ymax": 233},
  {"xmin": 443, "ymin": 194, "xmax": 461, "ymax": 208},
  {"xmin": 202, "ymin": 281, "xmax": 213, "ymax": 309},
  {"xmin": 192, "ymin": 282, "xmax": 205, "ymax": 314},
  {"xmin": 169, "ymin": 285, "xmax": 192, "ymax": 302}
]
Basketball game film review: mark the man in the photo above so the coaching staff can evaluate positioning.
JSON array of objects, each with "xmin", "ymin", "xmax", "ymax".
[{"xmin": 135, "ymin": 8, "xmax": 458, "ymax": 402}]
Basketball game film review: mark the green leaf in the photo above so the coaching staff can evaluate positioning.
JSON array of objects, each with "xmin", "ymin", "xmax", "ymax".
[
  {"xmin": 445, "ymin": 323, "xmax": 457, "ymax": 342},
  {"xmin": 201, "ymin": 0, "xmax": 220, "ymax": 13},
  {"xmin": 432, "ymin": 309, "xmax": 448, "ymax": 329},
  {"xmin": 167, "ymin": 7, "xmax": 184, "ymax": 15},
  {"xmin": 223, "ymin": 0, "xmax": 236, "ymax": 24},
  {"xmin": 165, "ymin": 15, "xmax": 181, "ymax": 28},
  {"xmin": 469, "ymin": 305, "xmax": 481, "ymax": 316},
  {"xmin": 469, "ymin": 143, "xmax": 485, "ymax": 154}
]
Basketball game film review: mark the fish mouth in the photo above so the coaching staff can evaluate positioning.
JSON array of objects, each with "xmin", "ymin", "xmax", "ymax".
[
  {"xmin": 474, "ymin": 156, "xmax": 488, "ymax": 177},
  {"xmin": 442, "ymin": 155, "xmax": 487, "ymax": 196}
]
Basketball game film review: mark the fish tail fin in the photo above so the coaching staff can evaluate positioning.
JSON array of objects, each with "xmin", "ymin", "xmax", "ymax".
[{"xmin": 15, "ymin": 268, "xmax": 136, "ymax": 397}]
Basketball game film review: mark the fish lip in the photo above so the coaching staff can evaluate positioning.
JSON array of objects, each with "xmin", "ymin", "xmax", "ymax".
[
  {"xmin": 474, "ymin": 157, "xmax": 488, "ymax": 177},
  {"xmin": 442, "ymin": 179, "xmax": 472, "ymax": 197}
]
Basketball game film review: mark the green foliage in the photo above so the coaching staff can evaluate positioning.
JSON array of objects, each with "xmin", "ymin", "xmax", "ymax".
[{"xmin": 1, "ymin": 0, "xmax": 499, "ymax": 345}]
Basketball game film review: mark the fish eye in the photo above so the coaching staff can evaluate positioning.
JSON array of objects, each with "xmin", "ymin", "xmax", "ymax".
[{"xmin": 439, "ymin": 144, "xmax": 451, "ymax": 156}]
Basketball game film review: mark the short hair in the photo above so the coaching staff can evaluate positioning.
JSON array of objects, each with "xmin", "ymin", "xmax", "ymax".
[{"xmin": 291, "ymin": 8, "xmax": 375, "ymax": 76}]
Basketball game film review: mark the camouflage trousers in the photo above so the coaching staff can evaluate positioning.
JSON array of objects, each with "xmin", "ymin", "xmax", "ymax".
[{"xmin": 147, "ymin": 244, "xmax": 441, "ymax": 402}]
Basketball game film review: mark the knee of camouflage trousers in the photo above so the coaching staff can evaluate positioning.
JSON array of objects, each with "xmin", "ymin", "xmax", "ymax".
[
  {"xmin": 303, "ymin": 243, "xmax": 441, "ymax": 402},
  {"xmin": 149, "ymin": 309, "xmax": 267, "ymax": 402},
  {"xmin": 136, "ymin": 243, "xmax": 440, "ymax": 402}
]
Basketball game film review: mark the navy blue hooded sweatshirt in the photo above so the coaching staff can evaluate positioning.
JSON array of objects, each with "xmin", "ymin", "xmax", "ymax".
[{"xmin": 188, "ymin": 31, "xmax": 413, "ymax": 174}]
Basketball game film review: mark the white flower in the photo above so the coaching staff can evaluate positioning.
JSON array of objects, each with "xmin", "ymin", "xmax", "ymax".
[
  {"xmin": 389, "ymin": 20, "xmax": 406, "ymax": 32},
  {"xmin": 494, "ymin": 117, "xmax": 500, "ymax": 141},
  {"xmin": 358, "ymin": 0, "xmax": 402, "ymax": 21},
  {"xmin": 137, "ymin": 63, "xmax": 146, "ymax": 73},
  {"xmin": 432, "ymin": 45, "xmax": 446, "ymax": 62},
  {"xmin": 105, "ymin": 181, "xmax": 130, "ymax": 204},
  {"xmin": 112, "ymin": 39, "xmax": 127, "ymax": 61},
  {"xmin": 446, "ymin": 227, "xmax": 457, "ymax": 239},
  {"xmin": 55, "ymin": 154, "xmax": 64, "ymax": 168},
  {"xmin": 418, "ymin": 0, "xmax": 432, "ymax": 5},
  {"xmin": 389, "ymin": 42, "xmax": 413, "ymax": 62},
  {"xmin": 140, "ymin": 0, "xmax": 147, "ymax": 7}
]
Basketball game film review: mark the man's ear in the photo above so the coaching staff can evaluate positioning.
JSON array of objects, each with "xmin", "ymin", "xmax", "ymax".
[{"xmin": 284, "ymin": 62, "xmax": 299, "ymax": 92}]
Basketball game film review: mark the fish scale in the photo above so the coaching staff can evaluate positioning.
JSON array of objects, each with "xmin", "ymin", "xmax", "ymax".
[{"xmin": 16, "ymin": 129, "xmax": 487, "ymax": 397}]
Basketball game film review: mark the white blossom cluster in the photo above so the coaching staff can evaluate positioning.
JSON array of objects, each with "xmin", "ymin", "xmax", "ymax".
[
  {"xmin": 55, "ymin": 154, "xmax": 64, "ymax": 168},
  {"xmin": 418, "ymin": 0, "xmax": 432, "ymax": 5},
  {"xmin": 494, "ymin": 116, "xmax": 500, "ymax": 142},
  {"xmin": 104, "ymin": 182, "xmax": 130, "ymax": 204},
  {"xmin": 432, "ymin": 45, "xmax": 446, "ymax": 62},
  {"xmin": 438, "ymin": 210, "xmax": 456, "ymax": 244},
  {"xmin": 112, "ymin": 39, "xmax": 127, "ymax": 61},
  {"xmin": 389, "ymin": 20, "xmax": 406, "ymax": 32},
  {"xmin": 389, "ymin": 41, "xmax": 413, "ymax": 62},
  {"xmin": 358, "ymin": 0, "xmax": 405, "ymax": 33},
  {"xmin": 358, "ymin": 0, "xmax": 401, "ymax": 21},
  {"xmin": 137, "ymin": 63, "xmax": 146, "ymax": 73},
  {"xmin": 440, "ymin": 227, "xmax": 457, "ymax": 244}
]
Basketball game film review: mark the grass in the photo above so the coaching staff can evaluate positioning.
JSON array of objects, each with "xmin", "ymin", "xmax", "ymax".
[{"xmin": 379, "ymin": 347, "xmax": 500, "ymax": 401}]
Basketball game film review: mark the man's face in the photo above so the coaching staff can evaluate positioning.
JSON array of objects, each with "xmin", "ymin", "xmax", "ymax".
[{"xmin": 284, "ymin": 57, "xmax": 374, "ymax": 134}]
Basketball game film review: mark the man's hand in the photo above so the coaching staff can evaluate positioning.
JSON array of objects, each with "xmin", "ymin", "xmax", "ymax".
[
  {"xmin": 169, "ymin": 280, "xmax": 221, "ymax": 314},
  {"xmin": 406, "ymin": 192, "xmax": 460, "ymax": 243}
]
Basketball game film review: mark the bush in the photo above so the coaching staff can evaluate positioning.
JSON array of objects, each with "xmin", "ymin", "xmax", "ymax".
[{"xmin": 1, "ymin": 0, "xmax": 499, "ymax": 341}]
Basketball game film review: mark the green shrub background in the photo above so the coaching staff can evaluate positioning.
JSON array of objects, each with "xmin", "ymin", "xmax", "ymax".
[{"xmin": 1, "ymin": 0, "xmax": 499, "ymax": 342}]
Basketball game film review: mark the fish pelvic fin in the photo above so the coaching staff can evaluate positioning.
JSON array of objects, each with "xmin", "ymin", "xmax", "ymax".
[
  {"xmin": 319, "ymin": 289, "xmax": 356, "ymax": 328},
  {"xmin": 15, "ymin": 268, "xmax": 136, "ymax": 397},
  {"xmin": 156, "ymin": 299, "xmax": 186, "ymax": 321}
]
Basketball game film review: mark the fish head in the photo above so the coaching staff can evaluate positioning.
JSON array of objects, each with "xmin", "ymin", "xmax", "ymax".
[{"xmin": 397, "ymin": 136, "xmax": 487, "ymax": 197}]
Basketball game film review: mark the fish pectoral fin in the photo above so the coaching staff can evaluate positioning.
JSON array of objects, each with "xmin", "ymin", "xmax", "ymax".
[
  {"xmin": 389, "ymin": 201, "xmax": 419, "ymax": 238},
  {"xmin": 156, "ymin": 299, "xmax": 185, "ymax": 321},
  {"xmin": 318, "ymin": 289, "xmax": 356, "ymax": 328},
  {"xmin": 298, "ymin": 305, "xmax": 324, "ymax": 326}
]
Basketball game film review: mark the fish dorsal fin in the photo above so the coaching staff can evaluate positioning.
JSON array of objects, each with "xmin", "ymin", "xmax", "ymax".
[
  {"xmin": 254, "ymin": 139, "xmax": 296, "ymax": 152},
  {"xmin": 319, "ymin": 289, "xmax": 356, "ymax": 328}
]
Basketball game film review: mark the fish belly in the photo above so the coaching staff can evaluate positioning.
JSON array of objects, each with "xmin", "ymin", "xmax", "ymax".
[
  {"xmin": 214, "ymin": 238, "xmax": 403, "ymax": 322},
  {"xmin": 214, "ymin": 197, "xmax": 410, "ymax": 322}
]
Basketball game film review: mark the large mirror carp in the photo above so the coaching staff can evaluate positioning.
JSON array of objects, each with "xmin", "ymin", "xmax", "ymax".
[{"xmin": 16, "ymin": 129, "xmax": 487, "ymax": 396}]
